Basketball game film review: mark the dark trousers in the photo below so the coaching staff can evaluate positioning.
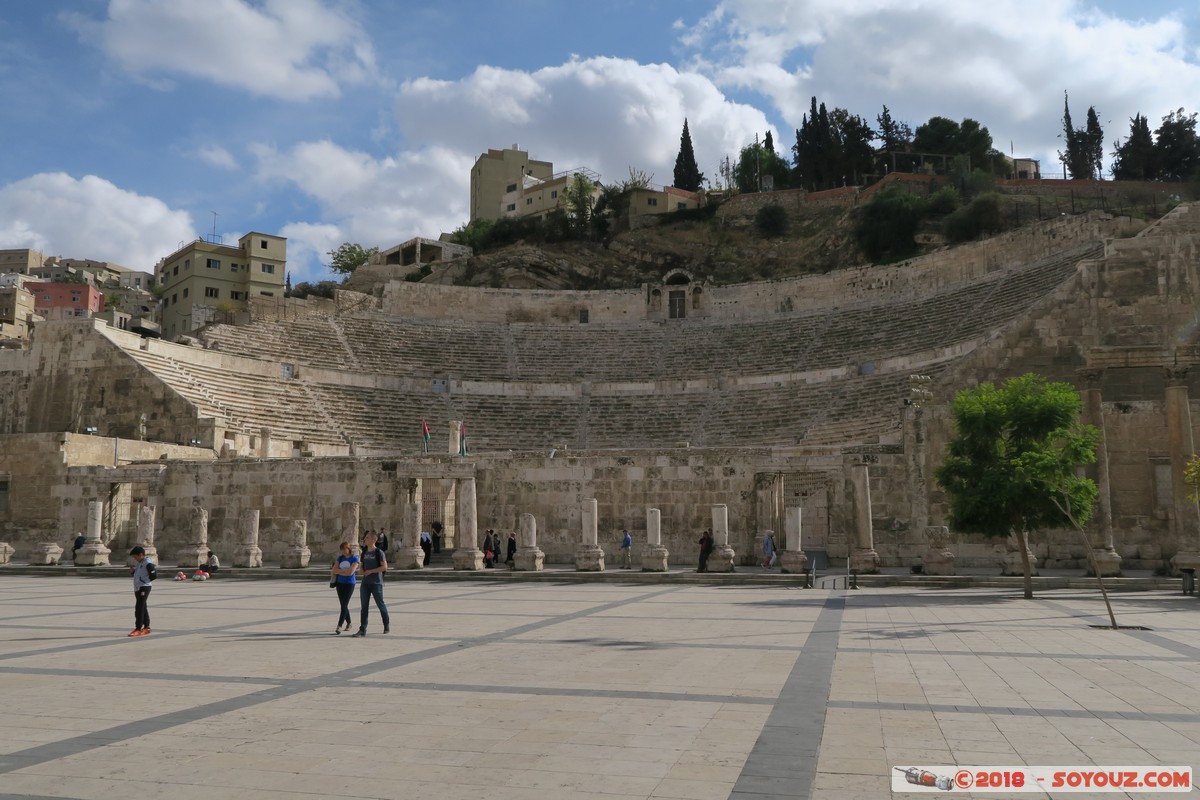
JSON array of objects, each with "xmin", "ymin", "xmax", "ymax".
[
  {"xmin": 335, "ymin": 583, "xmax": 355, "ymax": 628},
  {"xmin": 134, "ymin": 587, "xmax": 151, "ymax": 630},
  {"xmin": 698, "ymin": 550, "xmax": 710, "ymax": 572},
  {"xmin": 359, "ymin": 581, "xmax": 390, "ymax": 632}
]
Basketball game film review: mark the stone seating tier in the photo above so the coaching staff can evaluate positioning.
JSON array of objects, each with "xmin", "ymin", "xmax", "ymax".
[{"xmin": 199, "ymin": 243, "xmax": 1100, "ymax": 385}]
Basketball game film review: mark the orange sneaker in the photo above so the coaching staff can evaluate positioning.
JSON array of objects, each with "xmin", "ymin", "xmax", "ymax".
[
  {"xmin": 140, "ymin": 628, "xmax": 152, "ymax": 636},
  {"xmin": 128, "ymin": 630, "xmax": 141, "ymax": 637}
]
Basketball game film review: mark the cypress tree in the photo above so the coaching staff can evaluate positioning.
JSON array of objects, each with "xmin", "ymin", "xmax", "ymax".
[{"xmin": 673, "ymin": 119, "xmax": 704, "ymax": 191}]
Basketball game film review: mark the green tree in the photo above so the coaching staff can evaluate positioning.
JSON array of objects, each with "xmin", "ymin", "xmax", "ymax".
[
  {"xmin": 1085, "ymin": 106, "xmax": 1105, "ymax": 180},
  {"xmin": 562, "ymin": 173, "xmax": 597, "ymax": 234},
  {"xmin": 672, "ymin": 119, "xmax": 705, "ymax": 192},
  {"xmin": 326, "ymin": 242, "xmax": 379, "ymax": 276},
  {"xmin": 1059, "ymin": 93, "xmax": 1104, "ymax": 180},
  {"xmin": 853, "ymin": 185, "xmax": 925, "ymax": 262},
  {"xmin": 1153, "ymin": 108, "xmax": 1200, "ymax": 181},
  {"xmin": 935, "ymin": 374, "xmax": 1099, "ymax": 600},
  {"xmin": 1111, "ymin": 113, "xmax": 1156, "ymax": 179},
  {"xmin": 734, "ymin": 142, "xmax": 791, "ymax": 192},
  {"xmin": 755, "ymin": 203, "xmax": 787, "ymax": 237},
  {"xmin": 763, "ymin": 129, "xmax": 775, "ymax": 154}
]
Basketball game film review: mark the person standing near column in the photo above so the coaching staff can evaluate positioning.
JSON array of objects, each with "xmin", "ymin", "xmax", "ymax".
[
  {"xmin": 619, "ymin": 529, "xmax": 633, "ymax": 569},
  {"xmin": 352, "ymin": 531, "xmax": 390, "ymax": 637},
  {"xmin": 697, "ymin": 529, "xmax": 713, "ymax": 573}
]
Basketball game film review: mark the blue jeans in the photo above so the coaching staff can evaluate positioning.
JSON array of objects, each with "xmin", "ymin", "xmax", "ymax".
[{"xmin": 359, "ymin": 581, "xmax": 390, "ymax": 632}]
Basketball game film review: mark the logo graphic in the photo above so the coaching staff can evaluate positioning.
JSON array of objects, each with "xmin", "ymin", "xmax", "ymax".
[{"xmin": 894, "ymin": 767, "xmax": 954, "ymax": 791}]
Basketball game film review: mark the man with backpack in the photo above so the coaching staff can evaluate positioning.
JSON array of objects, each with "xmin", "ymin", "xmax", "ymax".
[
  {"xmin": 352, "ymin": 531, "xmax": 390, "ymax": 637},
  {"xmin": 128, "ymin": 545, "xmax": 157, "ymax": 636}
]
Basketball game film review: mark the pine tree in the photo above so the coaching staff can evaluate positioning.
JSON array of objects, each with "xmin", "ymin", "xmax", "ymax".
[
  {"xmin": 1085, "ymin": 107, "xmax": 1105, "ymax": 180},
  {"xmin": 673, "ymin": 119, "xmax": 704, "ymax": 191},
  {"xmin": 763, "ymin": 130, "xmax": 775, "ymax": 153}
]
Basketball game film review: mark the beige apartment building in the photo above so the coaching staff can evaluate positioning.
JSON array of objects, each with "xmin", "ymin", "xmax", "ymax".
[
  {"xmin": 155, "ymin": 232, "xmax": 286, "ymax": 339},
  {"xmin": 0, "ymin": 284, "xmax": 36, "ymax": 342},
  {"xmin": 470, "ymin": 145, "xmax": 554, "ymax": 222},
  {"xmin": 0, "ymin": 248, "xmax": 45, "ymax": 276}
]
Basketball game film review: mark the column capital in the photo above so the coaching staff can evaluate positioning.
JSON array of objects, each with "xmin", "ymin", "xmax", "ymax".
[
  {"xmin": 1165, "ymin": 365, "xmax": 1190, "ymax": 387},
  {"xmin": 1076, "ymin": 367, "xmax": 1104, "ymax": 390}
]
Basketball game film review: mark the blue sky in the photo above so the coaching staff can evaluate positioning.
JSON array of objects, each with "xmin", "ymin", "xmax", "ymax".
[{"xmin": 1, "ymin": 0, "xmax": 1198, "ymax": 282}]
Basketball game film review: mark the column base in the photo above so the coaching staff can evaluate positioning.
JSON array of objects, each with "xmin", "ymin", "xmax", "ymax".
[
  {"xmin": 175, "ymin": 547, "xmax": 208, "ymax": 568},
  {"xmin": 1090, "ymin": 548, "xmax": 1122, "ymax": 577},
  {"xmin": 707, "ymin": 545, "xmax": 736, "ymax": 573},
  {"xmin": 640, "ymin": 546, "xmax": 669, "ymax": 572},
  {"xmin": 279, "ymin": 546, "xmax": 311, "ymax": 569},
  {"xmin": 0, "ymin": 542, "xmax": 14, "ymax": 565},
  {"xmin": 850, "ymin": 548, "xmax": 880, "ymax": 574},
  {"xmin": 74, "ymin": 542, "xmax": 112, "ymax": 567},
  {"xmin": 574, "ymin": 545, "xmax": 605, "ymax": 571},
  {"xmin": 392, "ymin": 547, "xmax": 425, "ymax": 570},
  {"xmin": 453, "ymin": 548, "xmax": 484, "ymax": 571},
  {"xmin": 1170, "ymin": 551, "xmax": 1200, "ymax": 575},
  {"xmin": 233, "ymin": 546, "xmax": 263, "ymax": 568},
  {"xmin": 30, "ymin": 542, "xmax": 63, "ymax": 565},
  {"xmin": 922, "ymin": 550, "xmax": 956, "ymax": 576},
  {"xmin": 514, "ymin": 548, "xmax": 544, "ymax": 571},
  {"xmin": 779, "ymin": 550, "xmax": 809, "ymax": 574}
]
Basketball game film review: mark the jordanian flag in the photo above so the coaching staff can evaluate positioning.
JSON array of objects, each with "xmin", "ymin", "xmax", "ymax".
[{"xmin": 422, "ymin": 419, "xmax": 430, "ymax": 453}]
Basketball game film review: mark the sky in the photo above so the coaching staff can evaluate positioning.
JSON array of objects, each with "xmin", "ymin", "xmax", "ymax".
[{"xmin": 1, "ymin": 0, "xmax": 1198, "ymax": 283}]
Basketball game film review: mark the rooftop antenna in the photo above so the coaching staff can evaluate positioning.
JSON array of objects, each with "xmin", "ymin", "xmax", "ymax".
[{"xmin": 210, "ymin": 211, "xmax": 219, "ymax": 243}]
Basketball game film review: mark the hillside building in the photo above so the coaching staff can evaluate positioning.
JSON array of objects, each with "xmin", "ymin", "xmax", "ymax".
[
  {"xmin": 470, "ymin": 145, "xmax": 554, "ymax": 222},
  {"xmin": 31, "ymin": 282, "xmax": 104, "ymax": 321},
  {"xmin": 0, "ymin": 248, "xmax": 45, "ymax": 276},
  {"xmin": 0, "ymin": 283, "xmax": 36, "ymax": 342},
  {"xmin": 154, "ymin": 232, "xmax": 286, "ymax": 339}
]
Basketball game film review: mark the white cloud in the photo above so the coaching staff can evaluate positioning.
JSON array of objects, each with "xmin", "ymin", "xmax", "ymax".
[
  {"xmin": 397, "ymin": 56, "xmax": 769, "ymax": 185},
  {"xmin": 66, "ymin": 0, "xmax": 376, "ymax": 101},
  {"xmin": 679, "ymin": 0, "xmax": 1200, "ymax": 170},
  {"xmin": 0, "ymin": 173, "xmax": 194, "ymax": 270},
  {"xmin": 195, "ymin": 144, "xmax": 238, "ymax": 170}
]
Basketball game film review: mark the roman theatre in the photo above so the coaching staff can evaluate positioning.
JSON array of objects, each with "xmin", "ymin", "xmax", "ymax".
[{"xmin": 3, "ymin": 206, "xmax": 1200, "ymax": 576}]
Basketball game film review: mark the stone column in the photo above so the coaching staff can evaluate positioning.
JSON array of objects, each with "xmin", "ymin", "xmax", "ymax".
[
  {"xmin": 74, "ymin": 500, "xmax": 111, "ymax": 566},
  {"xmin": 641, "ymin": 507, "xmax": 669, "ymax": 571},
  {"xmin": 452, "ymin": 477, "xmax": 484, "ymax": 570},
  {"xmin": 754, "ymin": 473, "xmax": 782, "ymax": 567},
  {"xmin": 279, "ymin": 519, "xmax": 312, "ymax": 568},
  {"xmin": 259, "ymin": 427, "xmax": 272, "ymax": 458},
  {"xmin": 779, "ymin": 506, "xmax": 809, "ymax": 574},
  {"xmin": 849, "ymin": 464, "xmax": 880, "ymax": 573},
  {"xmin": 514, "ymin": 513, "xmax": 544, "ymax": 571},
  {"xmin": 921, "ymin": 526, "xmax": 956, "ymax": 576},
  {"xmin": 340, "ymin": 502, "xmax": 361, "ymax": 555},
  {"xmin": 136, "ymin": 503, "xmax": 159, "ymax": 565},
  {"xmin": 1002, "ymin": 531, "xmax": 1039, "ymax": 576},
  {"xmin": 575, "ymin": 498, "xmax": 606, "ymax": 571},
  {"xmin": 234, "ymin": 508, "xmax": 263, "ymax": 568},
  {"xmin": 449, "ymin": 420, "xmax": 463, "ymax": 454},
  {"xmin": 1078, "ymin": 369, "xmax": 1121, "ymax": 576},
  {"xmin": 0, "ymin": 542, "xmax": 13, "ymax": 564},
  {"xmin": 29, "ymin": 541, "xmax": 63, "ymax": 565},
  {"xmin": 392, "ymin": 502, "xmax": 426, "ymax": 569},
  {"xmin": 1166, "ymin": 367, "xmax": 1200, "ymax": 574},
  {"xmin": 176, "ymin": 503, "xmax": 209, "ymax": 567},
  {"xmin": 707, "ymin": 504, "xmax": 736, "ymax": 572}
]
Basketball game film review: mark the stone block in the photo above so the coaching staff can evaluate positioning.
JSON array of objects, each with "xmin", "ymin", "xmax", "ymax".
[
  {"xmin": 706, "ymin": 544, "xmax": 736, "ymax": 573},
  {"xmin": 30, "ymin": 542, "xmax": 63, "ymax": 565},
  {"xmin": 0, "ymin": 542, "xmax": 14, "ymax": 564},
  {"xmin": 574, "ymin": 544, "xmax": 605, "ymax": 571},
  {"xmin": 779, "ymin": 550, "xmax": 808, "ymax": 575},
  {"xmin": 514, "ymin": 547, "xmax": 544, "ymax": 571},
  {"xmin": 234, "ymin": 545, "xmax": 263, "ymax": 568},
  {"xmin": 392, "ymin": 546, "xmax": 425, "ymax": 570},
  {"xmin": 279, "ymin": 545, "xmax": 311, "ymax": 569}
]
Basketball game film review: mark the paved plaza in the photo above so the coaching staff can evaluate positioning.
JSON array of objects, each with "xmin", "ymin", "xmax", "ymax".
[{"xmin": 0, "ymin": 576, "xmax": 1197, "ymax": 800}]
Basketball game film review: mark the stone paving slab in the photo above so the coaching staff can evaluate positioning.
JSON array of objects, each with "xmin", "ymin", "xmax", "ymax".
[{"xmin": 0, "ymin": 576, "xmax": 1197, "ymax": 799}]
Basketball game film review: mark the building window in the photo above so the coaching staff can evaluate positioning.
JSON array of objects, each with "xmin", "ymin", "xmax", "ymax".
[
  {"xmin": 506, "ymin": 183, "xmax": 517, "ymax": 193},
  {"xmin": 579, "ymin": 309, "xmax": 589, "ymax": 323},
  {"xmin": 261, "ymin": 263, "xmax": 275, "ymax": 274},
  {"xmin": 182, "ymin": 288, "xmax": 189, "ymax": 298},
  {"xmin": 506, "ymin": 203, "xmax": 516, "ymax": 212},
  {"xmin": 677, "ymin": 202, "xmax": 688, "ymax": 210},
  {"xmin": 173, "ymin": 266, "xmax": 179, "ymax": 276},
  {"xmin": 230, "ymin": 264, "xmax": 238, "ymax": 272},
  {"xmin": 260, "ymin": 291, "xmax": 274, "ymax": 297},
  {"xmin": 184, "ymin": 259, "xmax": 190, "ymax": 269},
  {"xmin": 260, "ymin": 240, "xmax": 268, "ymax": 249},
  {"xmin": 647, "ymin": 198, "xmax": 658, "ymax": 206},
  {"xmin": 551, "ymin": 190, "xmax": 558, "ymax": 199},
  {"xmin": 206, "ymin": 258, "xmax": 220, "ymax": 269},
  {"xmin": 172, "ymin": 293, "xmax": 177, "ymax": 304},
  {"xmin": 230, "ymin": 291, "xmax": 244, "ymax": 301},
  {"xmin": 0, "ymin": 479, "xmax": 8, "ymax": 514},
  {"xmin": 526, "ymin": 198, "xmax": 533, "ymax": 205},
  {"xmin": 205, "ymin": 287, "xmax": 219, "ymax": 298}
]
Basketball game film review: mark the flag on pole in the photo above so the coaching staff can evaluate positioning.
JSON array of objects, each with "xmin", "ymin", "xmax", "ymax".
[
  {"xmin": 422, "ymin": 419, "xmax": 430, "ymax": 454},
  {"xmin": 459, "ymin": 422, "xmax": 469, "ymax": 456}
]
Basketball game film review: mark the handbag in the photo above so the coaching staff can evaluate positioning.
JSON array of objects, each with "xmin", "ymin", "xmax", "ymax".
[{"xmin": 329, "ymin": 577, "xmax": 337, "ymax": 588}]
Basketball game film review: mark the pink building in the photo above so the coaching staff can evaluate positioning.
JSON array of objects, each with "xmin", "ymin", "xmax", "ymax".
[{"xmin": 31, "ymin": 282, "xmax": 105, "ymax": 321}]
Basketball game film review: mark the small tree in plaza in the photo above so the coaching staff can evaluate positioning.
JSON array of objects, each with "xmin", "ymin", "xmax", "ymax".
[{"xmin": 935, "ymin": 374, "xmax": 1101, "ymax": 603}]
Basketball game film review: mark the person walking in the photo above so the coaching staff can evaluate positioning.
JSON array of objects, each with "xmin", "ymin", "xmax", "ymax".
[
  {"xmin": 696, "ymin": 529, "xmax": 714, "ymax": 573},
  {"xmin": 419, "ymin": 530, "xmax": 432, "ymax": 566},
  {"xmin": 483, "ymin": 529, "xmax": 496, "ymax": 568},
  {"xmin": 352, "ymin": 531, "xmax": 390, "ymax": 637},
  {"xmin": 331, "ymin": 541, "xmax": 358, "ymax": 634},
  {"xmin": 128, "ymin": 545, "xmax": 156, "ymax": 636},
  {"xmin": 619, "ymin": 529, "xmax": 633, "ymax": 569},
  {"xmin": 376, "ymin": 529, "xmax": 389, "ymax": 556},
  {"xmin": 761, "ymin": 532, "xmax": 777, "ymax": 569},
  {"xmin": 505, "ymin": 532, "xmax": 517, "ymax": 568},
  {"xmin": 431, "ymin": 520, "xmax": 443, "ymax": 554}
]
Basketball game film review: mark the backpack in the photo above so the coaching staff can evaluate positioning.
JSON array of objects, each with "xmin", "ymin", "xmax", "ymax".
[{"xmin": 146, "ymin": 562, "xmax": 158, "ymax": 582}]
